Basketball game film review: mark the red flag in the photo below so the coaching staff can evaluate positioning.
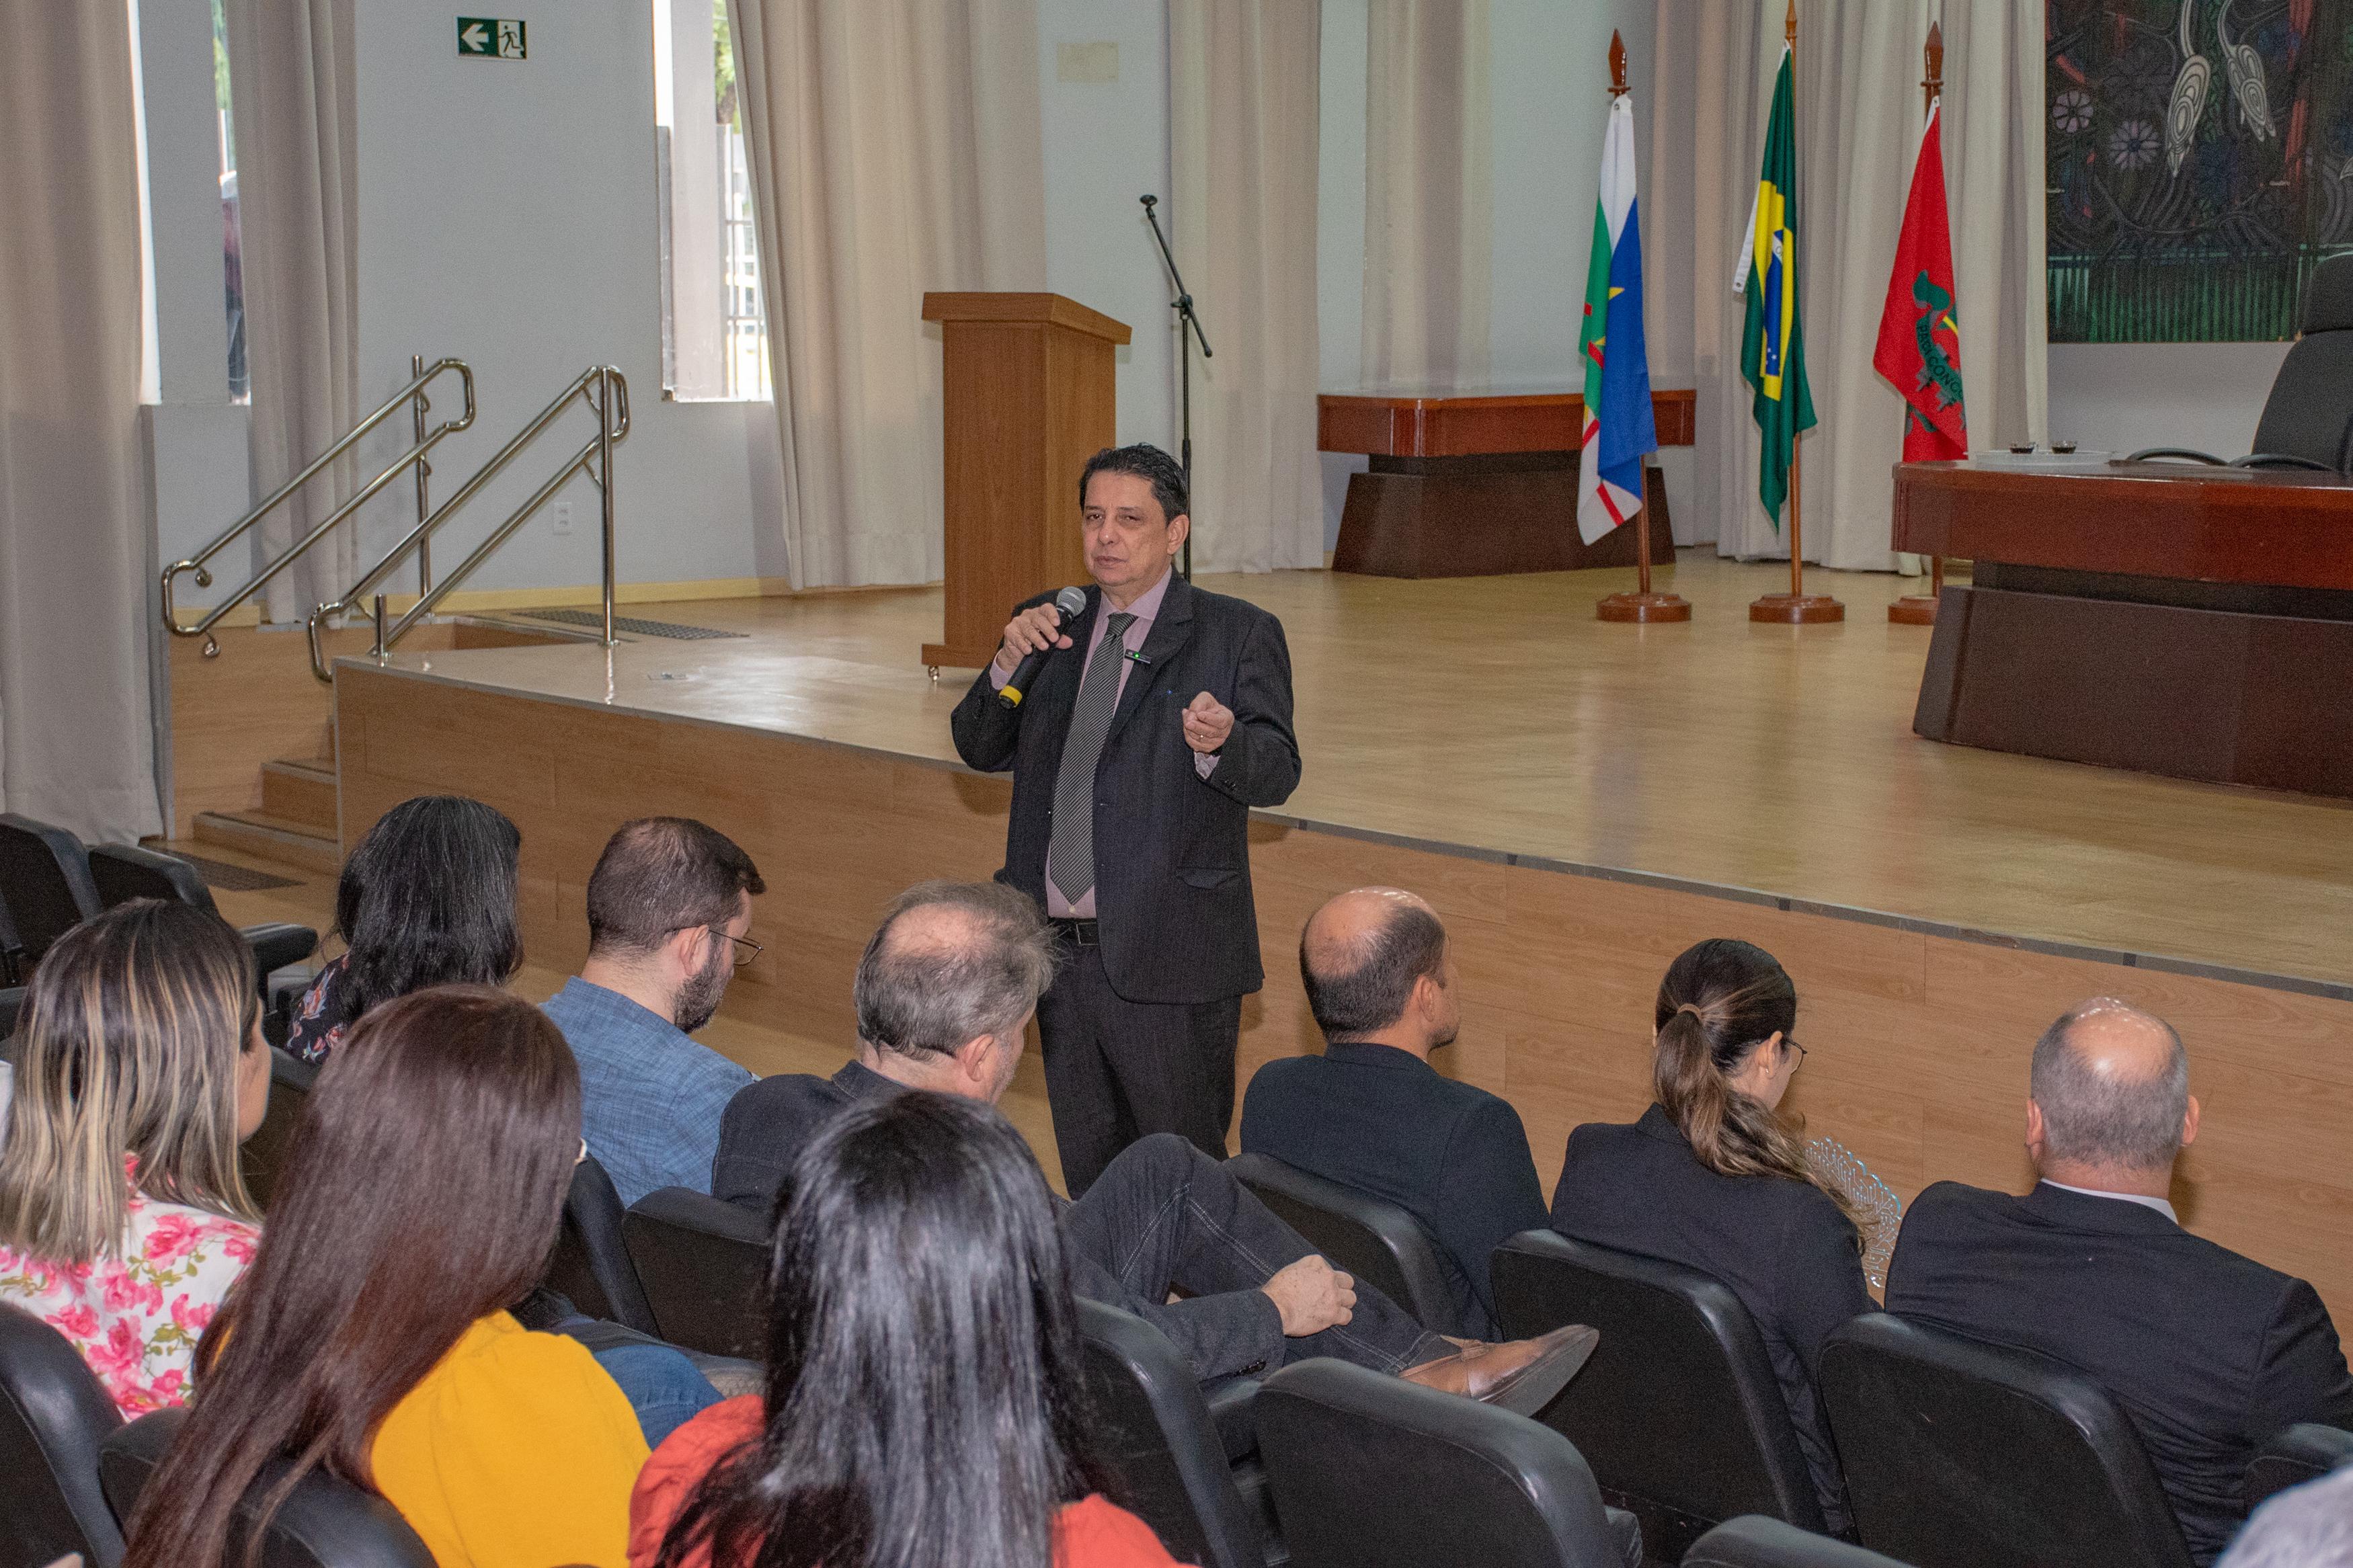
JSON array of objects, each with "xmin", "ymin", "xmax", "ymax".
[{"xmin": 1874, "ymin": 101, "xmax": 1968, "ymax": 460}]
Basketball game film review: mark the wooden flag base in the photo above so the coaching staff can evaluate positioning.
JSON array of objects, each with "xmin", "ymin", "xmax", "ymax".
[
  {"xmin": 1749, "ymin": 593, "xmax": 1845, "ymax": 624},
  {"xmin": 1598, "ymin": 591, "xmax": 1691, "ymax": 622},
  {"xmin": 1887, "ymin": 594, "xmax": 1938, "ymax": 624}
]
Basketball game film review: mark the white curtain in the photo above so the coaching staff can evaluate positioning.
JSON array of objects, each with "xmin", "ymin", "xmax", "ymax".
[
  {"xmin": 1171, "ymin": 0, "xmax": 1325, "ymax": 574},
  {"xmin": 1651, "ymin": 0, "xmax": 2045, "ymax": 567},
  {"xmin": 728, "ymin": 0, "xmax": 1049, "ymax": 589},
  {"xmin": 0, "ymin": 0, "xmax": 164, "ymax": 842},
  {"xmin": 224, "ymin": 0, "xmax": 360, "ymax": 623},
  {"xmin": 1361, "ymin": 0, "xmax": 1492, "ymax": 388}
]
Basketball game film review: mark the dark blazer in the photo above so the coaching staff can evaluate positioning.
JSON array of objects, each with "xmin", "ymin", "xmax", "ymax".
[
  {"xmin": 949, "ymin": 573, "xmax": 1300, "ymax": 1004},
  {"xmin": 1550, "ymin": 1105, "xmax": 1871, "ymax": 1534},
  {"xmin": 711, "ymin": 1060, "xmax": 897, "ymax": 1212},
  {"xmin": 1886, "ymin": 1180, "xmax": 2353, "ymax": 1565},
  {"xmin": 1240, "ymin": 1041, "xmax": 1546, "ymax": 1337}
]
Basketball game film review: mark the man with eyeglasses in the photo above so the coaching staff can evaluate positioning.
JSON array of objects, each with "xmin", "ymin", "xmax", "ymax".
[{"xmin": 543, "ymin": 817, "xmax": 766, "ymax": 1205}]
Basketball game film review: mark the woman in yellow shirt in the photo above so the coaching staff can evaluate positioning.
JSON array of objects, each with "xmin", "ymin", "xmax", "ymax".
[{"xmin": 122, "ymin": 985, "xmax": 648, "ymax": 1568}]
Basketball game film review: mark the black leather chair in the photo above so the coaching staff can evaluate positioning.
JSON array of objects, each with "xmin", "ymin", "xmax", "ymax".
[
  {"xmin": 0, "ymin": 1303, "xmax": 126, "ymax": 1568},
  {"xmin": 0, "ymin": 986, "xmax": 23, "ymax": 1040},
  {"xmin": 1491, "ymin": 1231, "xmax": 1824, "ymax": 1560},
  {"xmin": 2245, "ymin": 1421, "xmax": 2353, "ymax": 1513},
  {"xmin": 87, "ymin": 842, "xmax": 318, "ymax": 981},
  {"xmin": 100, "ymin": 1407, "xmax": 434, "ymax": 1568},
  {"xmin": 1819, "ymin": 1313, "xmax": 2193, "ymax": 1568},
  {"xmin": 1226, "ymin": 1152, "xmax": 1470, "ymax": 1337},
  {"xmin": 2127, "ymin": 255, "xmax": 2353, "ymax": 472},
  {"xmin": 0, "ymin": 815, "xmax": 101, "ymax": 980},
  {"xmin": 239, "ymin": 1048, "xmax": 319, "ymax": 1211},
  {"xmin": 621, "ymin": 1186, "xmax": 772, "ymax": 1358},
  {"xmin": 541, "ymin": 1154, "xmax": 660, "ymax": 1335},
  {"xmin": 1076, "ymin": 1297, "xmax": 1277, "ymax": 1568},
  {"xmin": 1257, "ymin": 1356, "xmax": 1632, "ymax": 1568},
  {"xmin": 1684, "ymin": 1517, "xmax": 1915, "ymax": 1568}
]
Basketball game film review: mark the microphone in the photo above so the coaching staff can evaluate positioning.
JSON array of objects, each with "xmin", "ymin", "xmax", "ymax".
[{"xmin": 997, "ymin": 585, "xmax": 1090, "ymax": 709}]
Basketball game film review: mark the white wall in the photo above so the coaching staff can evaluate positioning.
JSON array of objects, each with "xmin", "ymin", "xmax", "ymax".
[{"xmin": 2046, "ymin": 343, "xmax": 2287, "ymax": 458}]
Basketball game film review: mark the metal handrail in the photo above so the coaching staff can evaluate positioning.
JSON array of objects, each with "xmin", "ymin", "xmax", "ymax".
[
  {"xmin": 161, "ymin": 358, "xmax": 475, "ymax": 655},
  {"xmin": 306, "ymin": 365, "xmax": 629, "ymax": 682}
]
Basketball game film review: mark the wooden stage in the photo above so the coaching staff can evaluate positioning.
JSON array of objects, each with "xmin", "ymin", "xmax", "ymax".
[{"xmin": 323, "ymin": 553, "xmax": 2353, "ymax": 1319}]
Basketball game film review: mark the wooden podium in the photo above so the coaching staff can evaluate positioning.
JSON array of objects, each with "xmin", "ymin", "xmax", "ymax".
[{"xmin": 920, "ymin": 292, "xmax": 1131, "ymax": 670}]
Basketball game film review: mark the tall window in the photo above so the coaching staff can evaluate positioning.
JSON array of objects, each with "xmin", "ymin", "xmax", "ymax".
[
  {"xmin": 212, "ymin": 0, "xmax": 248, "ymax": 401},
  {"xmin": 655, "ymin": 0, "xmax": 771, "ymax": 400}
]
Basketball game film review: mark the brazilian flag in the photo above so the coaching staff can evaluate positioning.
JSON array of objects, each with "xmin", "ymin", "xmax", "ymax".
[{"xmin": 1739, "ymin": 46, "xmax": 1815, "ymax": 528}]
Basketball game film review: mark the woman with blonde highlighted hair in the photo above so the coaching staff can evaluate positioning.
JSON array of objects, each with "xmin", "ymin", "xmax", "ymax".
[{"xmin": 0, "ymin": 900, "xmax": 270, "ymax": 1414}]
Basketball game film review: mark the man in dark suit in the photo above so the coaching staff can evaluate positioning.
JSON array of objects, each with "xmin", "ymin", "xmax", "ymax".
[
  {"xmin": 949, "ymin": 443, "xmax": 1300, "ymax": 1194},
  {"xmin": 1240, "ymin": 888, "xmax": 1546, "ymax": 1337},
  {"xmin": 1886, "ymin": 998, "xmax": 2353, "ymax": 1565}
]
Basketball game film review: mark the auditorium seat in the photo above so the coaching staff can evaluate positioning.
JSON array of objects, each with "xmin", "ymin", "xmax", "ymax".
[
  {"xmin": 0, "ymin": 986, "xmax": 22, "ymax": 1040},
  {"xmin": 1818, "ymin": 1313, "xmax": 2193, "ymax": 1568},
  {"xmin": 1076, "ymin": 1297, "xmax": 1279, "ymax": 1568},
  {"xmin": 621, "ymin": 1187, "xmax": 770, "ymax": 1359},
  {"xmin": 86, "ymin": 842, "xmax": 318, "ymax": 985},
  {"xmin": 0, "ymin": 815, "xmax": 102, "ymax": 978},
  {"xmin": 2127, "ymin": 254, "xmax": 2353, "ymax": 471},
  {"xmin": 0, "ymin": 1303, "xmax": 126, "ymax": 1568},
  {"xmin": 2244, "ymin": 1421, "xmax": 2353, "ymax": 1513},
  {"xmin": 541, "ymin": 1154, "xmax": 659, "ymax": 1335},
  {"xmin": 100, "ymin": 1406, "xmax": 434, "ymax": 1568},
  {"xmin": 1226, "ymin": 1152, "xmax": 1469, "ymax": 1337},
  {"xmin": 239, "ymin": 1048, "xmax": 318, "ymax": 1210},
  {"xmin": 1490, "ymin": 1231, "xmax": 1824, "ymax": 1559},
  {"xmin": 1682, "ymin": 1517, "xmax": 1915, "ymax": 1568}
]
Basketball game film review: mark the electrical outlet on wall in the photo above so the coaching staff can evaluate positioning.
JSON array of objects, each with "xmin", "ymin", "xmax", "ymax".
[{"xmin": 551, "ymin": 500, "xmax": 575, "ymax": 537}]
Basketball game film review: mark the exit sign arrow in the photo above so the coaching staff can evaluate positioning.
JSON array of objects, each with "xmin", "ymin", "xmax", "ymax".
[
  {"xmin": 460, "ymin": 21, "xmax": 488, "ymax": 50},
  {"xmin": 456, "ymin": 17, "xmax": 526, "ymax": 58}
]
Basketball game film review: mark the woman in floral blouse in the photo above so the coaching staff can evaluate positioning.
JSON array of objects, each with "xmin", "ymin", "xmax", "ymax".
[{"xmin": 0, "ymin": 900, "xmax": 271, "ymax": 1415}]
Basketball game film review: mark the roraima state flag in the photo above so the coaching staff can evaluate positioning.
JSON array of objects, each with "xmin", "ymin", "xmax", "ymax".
[
  {"xmin": 1872, "ymin": 97, "xmax": 1968, "ymax": 460},
  {"xmin": 1577, "ymin": 92, "xmax": 1658, "ymax": 545}
]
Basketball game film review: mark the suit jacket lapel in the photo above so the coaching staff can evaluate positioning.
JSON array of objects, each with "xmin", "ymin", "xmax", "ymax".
[{"xmin": 1106, "ymin": 571, "xmax": 1197, "ymax": 747}]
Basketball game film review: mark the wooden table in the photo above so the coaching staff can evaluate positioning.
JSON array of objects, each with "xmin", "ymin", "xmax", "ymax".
[
  {"xmin": 1897, "ymin": 458, "xmax": 2353, "ymax": 797},
  {"xmin": 1318, "ymin": 386, "xmax": 1696, "ymax": 578}
]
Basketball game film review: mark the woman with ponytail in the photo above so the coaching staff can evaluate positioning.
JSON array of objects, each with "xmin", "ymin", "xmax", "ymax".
[{"xmin": 1548, "ymin": 938, "xmax": 1884, "ymax": 1535}]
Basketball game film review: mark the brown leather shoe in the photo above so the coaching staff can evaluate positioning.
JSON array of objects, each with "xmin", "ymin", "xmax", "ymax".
[{"xmin": 1399, "ymin": 1325, "xmax": 1598, "ymax": 1416}]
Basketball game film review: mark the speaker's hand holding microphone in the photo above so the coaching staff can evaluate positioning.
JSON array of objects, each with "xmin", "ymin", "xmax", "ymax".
[{"xmin": 995, "ymin": 586, "xmax": 1089, "ymax": 708}]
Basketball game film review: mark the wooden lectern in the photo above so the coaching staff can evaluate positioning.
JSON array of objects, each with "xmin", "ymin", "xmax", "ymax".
[{"xmin": 920, "ymin": 292, "xmax": 1131, "ymax": 671}]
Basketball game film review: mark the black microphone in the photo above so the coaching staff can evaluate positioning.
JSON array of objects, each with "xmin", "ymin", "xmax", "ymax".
[{"xmin": 997, "ymin": 585, "xmax": 1089, "ymax": 709}]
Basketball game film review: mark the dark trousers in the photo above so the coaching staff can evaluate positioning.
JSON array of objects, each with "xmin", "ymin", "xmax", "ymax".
[
  {"xmin": 1059, "ymin": 1133, "xmax": 1451, "ymax": 1385},
  {"xmin": 1037, "ymin": 938, "xmax": 1241, "ymax": 1195}
]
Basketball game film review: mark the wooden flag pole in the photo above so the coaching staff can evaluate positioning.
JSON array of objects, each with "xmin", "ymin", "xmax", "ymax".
[
  {"xmin": 1889, "ymin": 22, "xmax": 1947, "ymax": 626},
  {"xmin": 1598, "ymin": 28, "xmax": 1690, "ymax": 624},
  {"xmin": 1750, "ymin": 0, "xmax": 1844, "ymax": 624}
]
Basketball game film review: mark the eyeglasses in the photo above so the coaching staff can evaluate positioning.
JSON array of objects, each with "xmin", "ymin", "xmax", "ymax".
[
  {"xmin": 711, "ymin": 927, "xmax": 763, "ymax": 969},
  {"xmin": 1786, "ymin": 1038, "xmax": 1808, "ymax": 1069}
]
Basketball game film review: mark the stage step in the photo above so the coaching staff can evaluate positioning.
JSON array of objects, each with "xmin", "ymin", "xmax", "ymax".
[
  {"xmin": 193, "ymin": 809, "xmax": 341, "ymax": 874},
  {"xmin": 260, "ymin": 757, "xmax": 338, "ymax": 833}
]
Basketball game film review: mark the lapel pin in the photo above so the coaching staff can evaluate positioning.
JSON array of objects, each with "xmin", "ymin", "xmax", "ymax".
[{"xmin": 1125, "ymin": 649, "xmax": 1153, "ymax": 666}]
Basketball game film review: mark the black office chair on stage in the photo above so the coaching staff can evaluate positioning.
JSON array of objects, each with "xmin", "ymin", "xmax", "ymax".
[
  {"xmin": 239, "ymin": 1048, "xmax": 319, "ymax": 1211},
  {"xmin": 0, "ymin": 1303, "xmax": 128, "ymax": 1568},
  {"xmin": 2128, "ymin": 254, "xmax": 2353, "ymax": 472},
  {"xmin": 541, "ymin": 1153, "xmax": 660, "ymax": 1335},
  {"xmin": 1683, "ymin": 1517, "xmax": 1916, "ymax": 1568},
  {"xmin": 1490, "ymin": 1231, "xmax": 1825, "ymax": 1562},
  {"xmin": 1819, "ymin": 1313, "xmax": 2194, "ymax": 1568},
  {"xmin": 87, "ymin": 842, "xmax": 317, "ymax": 981},
  {"xmin": 101, "ymin": 1407, "xmax": 435, "ymax": 1568},
  {"xmin": 2245, "ymin": 1421, "xmax": 2353, "ymax": 1513},
  {"xmin": 1226, "ymin": 1153, "xmax": 1470, "ymax": 1337},
  {"xmin": 621, "ymin": 1186, "xmax": 772, "ymax": 1359},
  {"xmin": 0, "ymin": 815, "xmax": 103, "ymax": 982}
]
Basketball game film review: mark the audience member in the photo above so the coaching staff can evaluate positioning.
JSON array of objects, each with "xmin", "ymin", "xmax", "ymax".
[
  {"xmin": 1548, "ymin": 938, "xmax": 1869, "ymax": 1534},
  {"xmin": 1240, "ymin": 887, "xmax": 1544, "ymax": 1337},
  {"xmin": 634, "ymin": 1091, "xmax": 1179, "ymax": 1568},
  {"xmin": 2215, "ymin": 1466, "xmax": 2353, "ymax": 1568},
  {"xmin": 714, "ymin": 880, "xmax": 1593, "ymax": 1409},
  {"xmin": 286, "ymin": 794, "xmax": 524, "ymax": 1063},
  {"xmin": 544, "ymin": 818, "xmax": 763, "ymax": 1204},
  {"xmin": 121, "ymin": 987, "xmax": 694, "ymax": 1568},
  {"xmin": 0, "ymin": 901, "xmax": 267, "ymax": 1415},
  {"xmin": 1886, "ymin": 999, "xmax": 2353, "ymax": 1566}
]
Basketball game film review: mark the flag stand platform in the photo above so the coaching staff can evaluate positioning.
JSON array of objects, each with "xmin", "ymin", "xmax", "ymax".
[{"xmin": 1598, "ymin": 587, "xmax": 1691, "ymax": 624}]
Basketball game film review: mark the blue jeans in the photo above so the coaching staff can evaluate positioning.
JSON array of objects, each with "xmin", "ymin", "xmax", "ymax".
[{"xmin": 584, "ymin": 1336, "xmax": 726, "ymax": 1448}]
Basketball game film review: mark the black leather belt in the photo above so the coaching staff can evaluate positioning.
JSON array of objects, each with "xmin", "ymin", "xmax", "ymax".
[{"xmin": 1049, "ymin": 917, "xmax": 1101, "ymax": 947}]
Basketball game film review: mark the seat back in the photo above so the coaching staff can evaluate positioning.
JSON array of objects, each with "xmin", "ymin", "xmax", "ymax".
[
  {"xmin": 542, "ymin": 1155, "xmax": 659, "ymax": 1334},
  {"xmin": 1, "ymin": 987, "xmax": 24, "ymax": 1041},
  {"xmin": 239, "ymin": 1048, "xmax": 318, "ymax": 1211},
  {"xmin": 0, "ymin": 816, "xmax": 101, "ymax": 973},
  {"xmin": 1818, "ymin": 1313, "xmax": 2193, "ymax": 1568},
  {"xmin": 620, "ymin": 1187, "xmax": 771, "ymax": 1358},
  {"xmin": 1258, "ymin": 1356, "xmax": 1622, "ymax": 1568},
  {"xmin": 99, "ymin": 1407, "xmax": 434, "ymax": 1568},
  {"xmin": 85, "ymin": 843, "xmax": 220, "ymax": 915},
  {"xmin": 1491, "ymin": 1231, "xmax": 1823, "ymax": 1537},
  {"xmin": 1683, "ymin": 1516, "xmax": 1916, "ymax": 1568},
  {"xmin": 2251, "ymin": 256, "xmax": 2353, "ymax": 467},
  {"xmin": 1226, "ymin": 1153, "xmax": 1470, "ymax": 1337},
  {"xmin": 1076, "ymin": 1297, "xmax": 1271, "ymax": 1568},
  {"xmin": 2244, "ymin": 1421, "xmax": 2353, "ymax": 1514},
  {"xmin": 0, "ymin": 1303, "xmax": 126, "ymax": 1568}
]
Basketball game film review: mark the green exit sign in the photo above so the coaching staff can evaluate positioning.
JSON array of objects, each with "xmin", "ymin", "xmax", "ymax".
[{"xmin": 457, "ymin": 17, "xmax": 526, "ymax": 58}]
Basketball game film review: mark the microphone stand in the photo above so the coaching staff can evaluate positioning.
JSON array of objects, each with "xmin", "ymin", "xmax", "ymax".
[{"xmin": 1140, "ymin": 194, "xmax": 1212, "ymax": 579}]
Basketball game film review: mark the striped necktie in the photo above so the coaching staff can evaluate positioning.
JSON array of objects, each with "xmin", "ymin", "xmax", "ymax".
[{"xmin": 1047, "ymin": 612, "xmax": 1135, "ymax": 907}]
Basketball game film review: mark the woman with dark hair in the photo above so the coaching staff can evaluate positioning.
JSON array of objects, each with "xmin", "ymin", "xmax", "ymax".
[
  {"xmin": 122, "ymin": 987, "xmax": 651, "ymax": 1568},
  {"xmin": 1548, "ymin": 938, "xmax": 1892, "ymax": 1535},
  {"xmin": 287, "ymin": 795, "xmax": 524, "ymax": 1063},
  {"xmin": 633, "ymin": 1091, "xmax": 1179, "ymax": 1568}
]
